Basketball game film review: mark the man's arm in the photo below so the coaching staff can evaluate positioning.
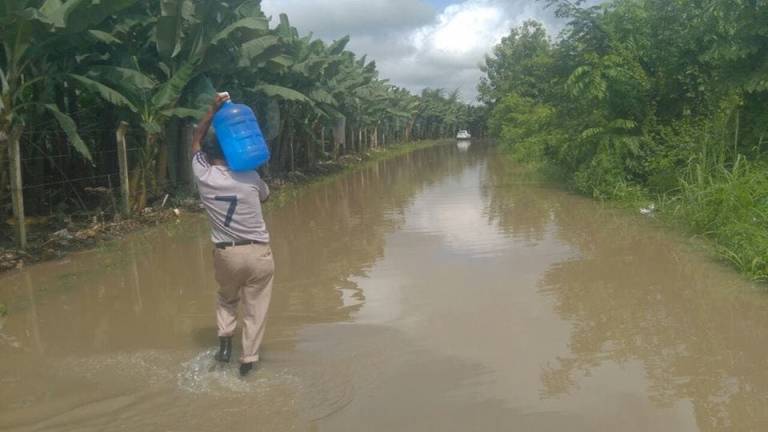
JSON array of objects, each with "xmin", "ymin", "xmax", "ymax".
[
  {"xmin": 256, "ymin": 176, "xmax": 270, "ymax": 203},
  {"xmin": 191, "ymin": 92, "xmax": 230, "ymax": 155}
]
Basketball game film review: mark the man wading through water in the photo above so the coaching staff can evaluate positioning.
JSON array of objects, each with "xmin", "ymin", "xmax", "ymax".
[{"xmin": 191, "ymin": 92, "xmax": 274, "ymax": 377}]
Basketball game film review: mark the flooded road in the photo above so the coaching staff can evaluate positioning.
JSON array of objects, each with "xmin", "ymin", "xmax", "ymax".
[{"xmin": 2, "ymin": 142, "xmax": 768, "ymax": 431}]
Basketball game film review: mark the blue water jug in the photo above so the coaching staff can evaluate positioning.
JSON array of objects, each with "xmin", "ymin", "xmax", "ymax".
[{"xmin": 212, "ymin": 101, "xmax": 270, "ymax": 171}]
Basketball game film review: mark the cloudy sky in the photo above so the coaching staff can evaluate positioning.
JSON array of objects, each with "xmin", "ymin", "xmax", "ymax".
[{"xmin": 260, "ymin": 0, "xmax": 576, "ymax": 102}]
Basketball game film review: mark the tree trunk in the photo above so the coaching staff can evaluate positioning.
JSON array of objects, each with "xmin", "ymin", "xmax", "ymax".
[
  {"xmin": 333, "ymin": 117, "xmax": 347, "ymax": 159},
  {"xmin": 116, "ymin": 122, "xmax": 131, "ymax": 215},
  {"xmin": 156, "ymin": 136, "xmax": 168, "ymax": 191},
  {"xmin": 289, "ymin": 124, "xmax": 295, "ymax": 172},
  {"xmin": 180, "ymin": 122, "xmax": 196, "ymax": 187},
  {"xmin": 307, "ymin": 121, "xmax": 315, "ymax": 167},
  {"xmin": 733, "ymin": 109, "xmax": 740, "ymax": 158},
  {"xmin": 312, "ymin": 118, "xmax": 323, "ymax": 165},
  {"xmin": 0, "ymin": 130, "xmax": 9, "ymax": 207},
  {"xmin": 131, "ymin": 133, "xmax": 158, "ymax": 211},
  {"xmin": 7, "ymin": 124, "xmax": 26, "ymax": 248},
  {"xmin": 320, "ymin": 127, "xmax": 326, "ymax": 156},
  {"xmin": 166, "ymin": 119, "xmax": 181, "ymax": 187},
  {"xmin": 405, "ymin": 118, "xmax": 415, "ymax": 142},
  {"xmin": 273, "ymin": 117, "xmax": 287, "ymax": 172}
]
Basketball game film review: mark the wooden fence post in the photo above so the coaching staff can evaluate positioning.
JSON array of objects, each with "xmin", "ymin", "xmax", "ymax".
[
  {"xmin": 116, "ymin": 122, "xmax": 130, "ymax": 215},
  {"xmin": 8, "ymin": 125, "xmax": 27, "ymax": 249}
]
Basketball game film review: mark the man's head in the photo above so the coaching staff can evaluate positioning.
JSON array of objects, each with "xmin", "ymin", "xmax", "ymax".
[{"xmin": 203, "ymin": 130, "xmax": 225, "ymax": 162}]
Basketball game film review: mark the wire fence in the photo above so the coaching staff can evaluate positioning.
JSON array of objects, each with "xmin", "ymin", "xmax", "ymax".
[
  {"xmin": 20, "ymin": 128, "xmax": 147, "ymax": 136},
  {"xmin": 1, "ymin": 120, "xmax": 202, "ymax": 248},
  {"xmin": 21, "ymin": 173, "xmax": 121, "ymax": 191},
  {"xmin": 20, "ymin": 147, "xmax": 142, "ymax": 163},
  {"xmin": 13, "ymin": 124, "xmax": 196, "ymax": 202},
  {"xmin": 19, "ymin": 172, "xmax": 195, "ymax": 192}
]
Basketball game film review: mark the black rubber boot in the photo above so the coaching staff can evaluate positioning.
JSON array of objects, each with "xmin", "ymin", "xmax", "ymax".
[
  {"xmin": 239, "ymin": 362, "xmax": 254, "ymax": 377},
  {"xmin": 214, "ymin": 336, "xmax": 232, "ymax": 363}
]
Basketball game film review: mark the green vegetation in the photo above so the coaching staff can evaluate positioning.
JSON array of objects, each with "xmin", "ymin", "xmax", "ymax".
[
  {"xmin": 480, "ymin": 1, "xmax": 768, "ymax": 280},
  {"xmin": 0, "ymin": 1, "xmax": 485, "ymax": 219}
]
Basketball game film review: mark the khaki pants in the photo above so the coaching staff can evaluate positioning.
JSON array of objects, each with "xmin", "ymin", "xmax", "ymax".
[{"xmin": 213, "ymin": 243, "xmax": 274, "ymax": 363}]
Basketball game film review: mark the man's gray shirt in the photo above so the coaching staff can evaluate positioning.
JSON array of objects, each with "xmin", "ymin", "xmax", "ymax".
[{"xmin": 192, "ymin": 152, "xmax": 270, "ymax": 244}]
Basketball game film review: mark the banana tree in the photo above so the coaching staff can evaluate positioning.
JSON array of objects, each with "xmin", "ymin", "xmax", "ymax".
[
  {"xmin": 243, "ymin": 14, "xmax": 338, "ymax": 171},
  {"xmin": 73, "ymin": 60, "xmax": 205, "ymax": 209},
  {"xmin": 0, "ymin": 0, "xmax": 138, "ymax": 208},
  {"xmin": 147, "ymin": 0, "xmax": 272, "ymax": 193},
  {"xmin": 324, "ymin": 51, "xmax": 379, "ymax": 154},
  {"xmin": 72, "ymin": 0, "xmax": 273, "ymax": 209}
]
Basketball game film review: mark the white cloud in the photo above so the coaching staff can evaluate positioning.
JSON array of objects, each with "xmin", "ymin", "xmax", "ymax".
[
  {"xmin": 261, "ymin": 0, "xmax": 576, "ymax": 102},
  {"xmin": 399, "ymin": 0, "xmax": 513, "ymax": 99},
  {"xmin": 413, "ymin": 2, "xmax": 510, "ymax": 61},
  {"xmin": 261, "ymin": 0, "xmax": 436, "ymax": 38}
]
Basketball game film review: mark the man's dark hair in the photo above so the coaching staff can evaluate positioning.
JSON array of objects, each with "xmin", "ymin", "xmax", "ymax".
[{"xmin": 203, "ymin": 130, "xmax": 225, "ymax": 161}]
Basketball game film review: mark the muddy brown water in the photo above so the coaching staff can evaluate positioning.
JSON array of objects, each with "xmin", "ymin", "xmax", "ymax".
[{"xmin": 2, "ymin": 142, "xmax": 768, "ymax": 432}]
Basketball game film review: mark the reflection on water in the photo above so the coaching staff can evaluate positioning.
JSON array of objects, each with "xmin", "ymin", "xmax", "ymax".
[
  {"xmin": 1, "ymin": 142, "xmax": 767, "ymax": 431},
  {"xmin": 485, "ymin": 157, "xmax": 768, "ymax": 431},
  {"xmin": 537, "ymin": 212, "xmax": 768, "ymax": 431}
]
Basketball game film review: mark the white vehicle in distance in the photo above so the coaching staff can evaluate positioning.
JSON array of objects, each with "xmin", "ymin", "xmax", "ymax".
[{"xmin": 456, "ymin": 130, "xmax": 471, "ymax": 140}]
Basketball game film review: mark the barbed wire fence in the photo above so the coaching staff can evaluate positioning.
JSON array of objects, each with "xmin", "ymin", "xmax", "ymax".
[{"xmin": 4, "ymin": 121, "xmax": 198, "ymax": 249}]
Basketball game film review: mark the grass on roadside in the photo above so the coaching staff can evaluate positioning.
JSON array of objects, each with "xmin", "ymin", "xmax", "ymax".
[
  {"xmin": 502, "ymin": 147, "xmax": 768, "ymax": 282},
  {"xmin": 668, "ymin": 157, "xmax": 768, "ymax": 281}
]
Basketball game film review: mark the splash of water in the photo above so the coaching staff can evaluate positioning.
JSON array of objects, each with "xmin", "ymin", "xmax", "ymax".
[{"xmin": 177, "ymin": 349, "xmax": 297, "ymax": 396}]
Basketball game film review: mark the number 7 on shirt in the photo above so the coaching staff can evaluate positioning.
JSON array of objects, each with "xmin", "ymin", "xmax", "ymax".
[{"xmin": 214, "ymin": 195, "xmax": 238, "ymax": 227}]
